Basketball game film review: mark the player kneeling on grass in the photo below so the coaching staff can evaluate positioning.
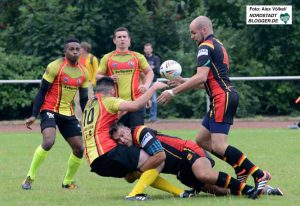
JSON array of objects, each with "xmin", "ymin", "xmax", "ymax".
[{"xmin": 110, "ymin": 123, "xmax": 283, "ymax": 198}]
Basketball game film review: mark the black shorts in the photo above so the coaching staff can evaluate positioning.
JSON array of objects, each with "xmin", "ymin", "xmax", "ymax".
[
  {"xmin": 177, "ymin": 150, "xmax": 215, "ymax": 192},
  {"xmin": 40, "ymin": 110, "xmax": 82, "ymax": 139},
  {"xmin": 119, "ymin": 107, "xmax": 145, "ymax": 128},
  {"xmin": 90, "ymin": 145, "xmax": 140, "ymax": 178}
]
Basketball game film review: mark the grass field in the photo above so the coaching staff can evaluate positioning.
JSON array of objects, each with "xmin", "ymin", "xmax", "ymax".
[{"xmin": 1, "ymin": 128, "xmax": 300, "ymax": 206}]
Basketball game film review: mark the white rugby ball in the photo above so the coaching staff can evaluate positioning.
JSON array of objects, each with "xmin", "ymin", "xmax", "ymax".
[{"xmin": 160, "ymin": 60, "xmax": 182, "ymax": 80}]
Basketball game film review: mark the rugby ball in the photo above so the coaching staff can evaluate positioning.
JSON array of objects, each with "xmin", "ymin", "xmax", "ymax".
[{"xmin": 160, "ymin": 60, "xmax": 182, "ymax": 80}]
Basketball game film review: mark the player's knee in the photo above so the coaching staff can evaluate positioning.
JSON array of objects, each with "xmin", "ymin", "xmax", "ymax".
[
  {"xmin": 195, "ymin": 170, "xmax": 214, "ymax": 184},
  {"xmin": 42, "ymin": 139, "xmax": 55, "ymax": 150},
  {"xmin": 73, "ymin": 146, "xmax": 84, "ymax": 158},
  {"xmin": 211, "ymin": 141, "xmax": 227, "ymax": 154}
]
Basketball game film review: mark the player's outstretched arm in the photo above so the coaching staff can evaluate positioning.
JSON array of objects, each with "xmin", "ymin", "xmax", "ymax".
[{"xmin": 119, "ymin": 82, "xmax": 168, "ymax": 112}]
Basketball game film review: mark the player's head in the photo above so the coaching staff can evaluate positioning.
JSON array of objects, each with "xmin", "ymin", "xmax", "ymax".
[
  {"xmin": 80, "ymin": 41, "xmax": 91, "ymax": 53},
  {"xmin": 95, "ymin": 77, "xmax": 115, "ymax": 96},
  {"xmin": 109, "ymin": 122, "xmax": 133, "ymax": 147},
  {"xmin": 64, "ymin": 37, "xmax": 81, "ymax": 63},
  {"xmin": 144, "ymin": 43, "xmax": 153, "ymax": 57},
  {"xmin": 189, "ymin": 16, "xmax": 213, "ymax": 45},
  {"xmin": 113, "ymin": 27, "xmax": 131, "ymax": 51}
]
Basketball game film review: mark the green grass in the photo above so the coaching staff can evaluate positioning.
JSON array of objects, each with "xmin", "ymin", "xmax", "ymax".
[{"xmin": 1, "ymin": 128, "xmax": 300, "ymax": 206}]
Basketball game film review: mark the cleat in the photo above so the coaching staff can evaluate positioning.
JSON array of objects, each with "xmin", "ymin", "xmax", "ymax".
[
  {"xmin": 125, "ymin": 193, "xmax": 149, "ymax": 201},
  {"xmin": 236, "ymin": 168, "xmax": 249, "ymax": 183},
  {"xmin": 245, "ymin": 188, "xmax": 255, "ymax": 198},
  {"xmin": 252, "ymin": 171, "xmax": 272, "ymax": 199},
  {"xmin": 263, "ymin": 185, "xmax": 283, "ymax": 196},
  {"xmin": 62, "ymin": 182, "xmax": 79, "ymax": 190},
  {"xmin": 125, "ymin": 194, "xmax": 149, "ymax": 201},
  {"xmin": 180, "ymin": 189, "xmax": 198, "ymax": 198},
  {"xmin": 22, "ymin": 176, "xmax": 33, "ymax": 190}
]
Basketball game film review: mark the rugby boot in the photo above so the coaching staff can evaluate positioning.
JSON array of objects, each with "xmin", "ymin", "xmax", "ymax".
[{"xmin": 22, "ymin": 176, "xmax": 33, "ymax": 190}]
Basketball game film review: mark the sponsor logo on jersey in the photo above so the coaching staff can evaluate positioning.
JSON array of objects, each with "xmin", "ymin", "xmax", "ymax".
[
  {"xmin": 64, "ymin": 77, "xmax": 69, "ymax": 83},
  {"xmin": 113, "ymin": 63, "xmax": 118, "ymax": 68},
  {"xmin": 187, "ymin": 153, "xmax": 193, "ymax": 161},
  {"xmin": 128, "ymin": 61, "xmax": 134, "ymax": 67},
  {"xmin": 141, "ymin": 132, "xmax": 154, "ymax": 147},
  {"xmin": 197, "ymin": 49, "xmax": 208, "ymax": 57}
]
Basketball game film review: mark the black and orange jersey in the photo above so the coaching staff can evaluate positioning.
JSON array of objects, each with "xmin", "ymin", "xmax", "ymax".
[
  {"xmin": 197, "ymin": 34, "xmax": 232, "ymax": 98},
  {"xmin": 99, "ymin": 50, "xmax": 149, "ymax": 101},
  {"xmin": 40, "ymin": 57, "xmax": 89, "ymax": 116},
  {"xmin": 132, "ymin": 126, "xmax": 207, "ymax": 175},
  {"xmin": 82, "ymin": 94, "xmax": 124, "ymax": 165}
]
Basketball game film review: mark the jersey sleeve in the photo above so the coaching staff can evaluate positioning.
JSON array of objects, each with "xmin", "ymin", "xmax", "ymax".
[
  {"xmin": 91, "ymin": 55, "xmax": 99, "ymax": 86},
  {"xmin": 106, "ymin": 97, "xmax": 124, "ymax": 114},
  {"xmin": 136, "ymin": 53, "xmax": 150, "ymax": 71},
  {"xmin": 197, "ymin": 44, "xmax": 213, "ymax": 69},
  {"xmin": 42, "ymin": 61, "xmax": 59, "ymax": 83},
  {"xmin": 98, "ymin": 54, "xmax": 109, "ymax": 74},
  {"xmin": 136, "ymin": 127, "xmax": 164, "ymax": 156},
  {"xmin": 80, "ymin": 67, "xmax": 89, "ymax": 88}
]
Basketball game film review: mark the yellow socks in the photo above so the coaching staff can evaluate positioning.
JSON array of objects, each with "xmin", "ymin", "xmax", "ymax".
[
  {"xmin": 62, "ymin": 153, "xmax": 83, "ymax": 185},
  {"xmin": 27, "ymin": 145, "xmax": 48, "ymax": 180},
  {"xmin": 151, "ymin": 175, "xmax": 184, "ymax": 196},
  {"xmin": 127, "ymin": 169, "xmax": 159, "ymax": 197}
]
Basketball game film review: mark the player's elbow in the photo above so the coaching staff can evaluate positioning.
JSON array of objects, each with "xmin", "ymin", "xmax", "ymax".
[{"xmin": 155, "ymin": 151, "xmax": 166, "ymax": 164}]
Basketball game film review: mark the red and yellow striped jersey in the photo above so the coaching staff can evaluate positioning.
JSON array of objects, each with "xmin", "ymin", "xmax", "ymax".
[
  {"xmin": 82, "ymin": 94, "xmax": 124, "ymax": 165},
  {"xmin": 40, "ymin": 58, "xmax": 89, "ymax": 116},
  {"xmin": 99, "ymin": 50, "xmax": 149, "ymax": 101}
]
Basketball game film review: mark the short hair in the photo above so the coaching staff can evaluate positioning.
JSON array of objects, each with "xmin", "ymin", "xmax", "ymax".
[
  {"xmin": 80, "ymin": 42, "xmax": 91, "ymax": 53},
  {"xmin": 109, "ymin": 121, "xmax": 123, "ymax": 138},
  {"xmin": 113, "ymin": 27, "xmax": 130, "ymax": 39},
  {"xmin": 144, "ymin": 43, "xmax": 152, "ymax": 47},
  {"xmin": 96, "ymin": 77, "xmax": 115, "ymax": 93},
  {"xmin": 64, "ymin": 37, "xmax": 80, "ymax": 51},
  {"xmin": 64, "ymin": 36, "xmax": 80, "ymax": 45}
]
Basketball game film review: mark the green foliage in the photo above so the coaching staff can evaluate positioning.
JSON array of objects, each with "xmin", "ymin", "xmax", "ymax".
[
  {"xmin": 0, "ymin": 0, "xmax": 299, "ymax": 119},
  {"xmin": 0, "ymin": 48, "xmax": 43, "ymax": 119}
]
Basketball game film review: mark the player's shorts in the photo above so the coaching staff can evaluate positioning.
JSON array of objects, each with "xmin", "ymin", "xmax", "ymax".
[
  {"xmin": 202, "ymin": 115, "xmax": 231, "ymax": 135},
  {"xmin": 208, "ymin": 90, "xmax": 238, "ymax": 125},
  {"xmin": 176, "ymin": 145, "xmax": 214, "ymax": 192},
  {"xmin": 90, "ymin": 145, "xmax": 140, "ymax": 178},
  {"xmin": 119, "ymin": 108, "xmax": 145, "ymax": 128},
  {"xmin": 40, "ymin": 110, "xmax": 82, "ymax": 139}
]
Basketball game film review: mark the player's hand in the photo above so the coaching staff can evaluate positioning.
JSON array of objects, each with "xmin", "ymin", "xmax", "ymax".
[
  {"xmin": 25, "ymin": 116, "xmax": 36, "ymax": 130},
  {"xmin": 152, "ymin": 82, "xmax": 168, "ymax": 90},
  {"xmin": 168, "ymin": 76, "xmax": 185, "ymax": 87},
  {"xmin": 157, "ymin": 90, "xmax": 173, "ymax": 105},
  {"xmin": 138, "ymin": 84, "xmax": 147, "ymax": 94},
  {"xmin": 146, "ymin": 100, "xmax": 152, "ymax": 109},
  {"xmin": 111, "ymin": 74, "xmax": 119, "ymax": 83}
]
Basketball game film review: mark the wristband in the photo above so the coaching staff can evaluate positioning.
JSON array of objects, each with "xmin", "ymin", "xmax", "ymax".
[{"xmin": 166, "ymin": 89, "xmax": 175, "ymax": 96}]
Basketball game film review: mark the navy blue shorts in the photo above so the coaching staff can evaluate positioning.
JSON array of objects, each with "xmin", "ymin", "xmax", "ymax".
[
  {"xmin": 40, "ymin": 110, "xmax": 82, "ymax": 139},
  {"xmin": 202, "ymin": 115, "xmax": 231, "ymax": 135}
]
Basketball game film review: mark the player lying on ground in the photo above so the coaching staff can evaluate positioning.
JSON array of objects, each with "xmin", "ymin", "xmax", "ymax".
[
  {"xmin": 82, "ymin": 77, "xmax": 195, "ymax": 200},
  {"xmin": 110, "ymin": 123, "xmax": 283, "ymax": 199}
]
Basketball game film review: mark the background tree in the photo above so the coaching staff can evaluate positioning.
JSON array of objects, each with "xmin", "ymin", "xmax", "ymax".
[{"xmin": 0, "ymin": 0, "xmax": 299, "ymax": 120}]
